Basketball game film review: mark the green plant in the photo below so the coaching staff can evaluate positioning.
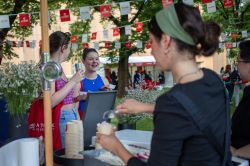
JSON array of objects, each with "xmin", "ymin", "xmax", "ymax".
[
  {"xmin": 0, "ymin": 61, "xmax": 41, "ymax": 116},
  {"xmin": 116, "ymin": 88, "xmax": 167, "ymax": 124}
]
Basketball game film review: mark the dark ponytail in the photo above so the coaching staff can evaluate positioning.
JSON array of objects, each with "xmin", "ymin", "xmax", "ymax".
[
  {"xmin": 174, "ymin": 3, "xmax": 221, "ymax": 57},
  {"xmin": 201, "ymin": 21, "xmax": 221, "ymax": 56},
  {"xmin": 49, "ymin": 31, "xmax": 71, "ymax": 55}
]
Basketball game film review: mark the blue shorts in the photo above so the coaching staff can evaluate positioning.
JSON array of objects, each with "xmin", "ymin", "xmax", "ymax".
[{"xmin": 59, "ymin": 107, "xmax": 78, "ymax": 148}]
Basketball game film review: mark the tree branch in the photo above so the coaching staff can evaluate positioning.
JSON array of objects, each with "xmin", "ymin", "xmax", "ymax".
[
  {"xmin": 218, "ymin": 0, "xmax": 229, "ymax": 20},
  {"xmin": 130, "ymin": 0, "xmax": 147, "ymax": 24},
  {"xmin": 240, "ymin": 3, "xmax": 250, "ymax": 23}
]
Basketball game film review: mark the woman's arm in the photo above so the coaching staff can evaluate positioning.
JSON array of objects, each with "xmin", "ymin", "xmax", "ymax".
[
  {"xmin": 116, "ymin": 99, "xmax": 155, "ymax": 114},
  {"xmin": 97, "ymin": 132, "xmax": 133, "ymax": 165},
  {"xmin": 232, "ymin": 144, "xmax": 250, "ymax": 159},
  {"xmin": 51, "ymin": 71, "xmax": 84, "ymax": 108}
]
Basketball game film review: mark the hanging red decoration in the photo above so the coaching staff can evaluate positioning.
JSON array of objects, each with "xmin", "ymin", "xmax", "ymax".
[
  {"xmin": 201, "ymin": 0, "xmax": 212, "ymax": 4},
  {"xmin": 113, "ymin": 28, "xmax": 120, "ymax": 36},
  {"xmin": 91, "ymin": 32, "xmax": 97, "ymax": 40},
  {"xmin": 82, "ymin": 43, "xmax": 89, "ymax": 48},
  {"xmin": 136, "ymin": 22, "xmax": 143, "ymax": 33},
  {"xmin": 26, "ymin": 41, "xmax": 30, "ymax": 47},
  {"xmin": 231, "ymin": 32, "xmax": 237, "ymax": 40},
  {"xmin": 19, "ymin": 13, "xmax": 30, "ymax": 26},
  {"xmin": 60, "ymin": 9, "xmax": 71, "ymax": 22},
  {"xmin": 100, "ymin": 4, "xmax": 111, "ymax": 18},
  {"xmin": 71, "ymin": 35, "xmax": 77, "ymax": 43},
  {"xmin": 226, "ymin": 42, "xmax": 232, "ymax": 49},
  {"xmin": 162, "ymin": 0, "xmax": 173, "ymax": 8},
  {"xmin": 125, "ymin": 41, "xmax": 132, "ymax": 49},
  {"xmin": 224, "ymin": 0, "xmax": 234, "ymax": 8},
  {"xmin": 105, "ymin": 42, "xmax": 111, "ymax": 49},
  {"xmin": 12, "ymin": 41, "xmax": 17, "ymax": 47}
]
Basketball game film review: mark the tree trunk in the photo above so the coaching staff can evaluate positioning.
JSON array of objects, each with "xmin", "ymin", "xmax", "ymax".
[{"xmin": 117, "ymin": 54, "xmax": 129, "ymax": 98}]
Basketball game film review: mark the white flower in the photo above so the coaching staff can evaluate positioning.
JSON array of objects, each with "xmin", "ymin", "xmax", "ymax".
[{"xmin": 0, "ymin": 61, "xmax": 42, "ymax": 115}]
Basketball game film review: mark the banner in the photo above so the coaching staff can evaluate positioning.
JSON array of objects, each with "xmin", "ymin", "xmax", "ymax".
[
  {"xmin": 224, "ymin": 0, "xmax": 234, "ymax": 8},
  {"xmin": 105, "ymin": 41, "xmax": 111, "ymax": 48},
  {"xmin": 103, "ymin": 29, "xmax": 109, "ymax": 39},
  {"xmin": 207, "ymin": 1, "xmax": 216, "ymax": 13},
  {"xmin": 136, "ymin": 40, "xmax": 143, "ymax": 48},
  {"xmin": 202, "ymin": 0, "xmax": 212, "ymax": 4},
  {"xmin": 82, "ymin": 34, "xmax": 88, "ymax": 43},
  {"xmin": 242, "ymin": 30, "xmax": 248, "ymax": 38},
  {"xmin": 113, "ymin": 27, "xmax": 120, "ymax": 36},
  {"xmin": 125, "ymin": 25, "xmax": 132, "ymax": 35},
  {"xmin": 120, "ymin": 2, "xmax": 131, "ymax": 15},
  {"xmin": 0, "ymin": 15, "xmax": 10, "ymax": 28},
  {"xmin": 19, "ymin": 13, "xmax": 30, "ymax": 26},
  {"xmin": 136, "ymin": 22, "xmax": 143, "ymax": 32},
  {"xmin": 94, "ymin": 42, "xmax": 99, "ymax": 50},
  {"xmin": 100, "ymin": 4, "xmax": 111, "ymax": 18},
  {"xmin": 91, "ymin": 32, "xmax": 97, "ymax": 40},
  {"xmin": 82, "ymin": 43, "xmax": 89, "ymax": 48},
  {"xmin": 115, "ymin": 42, "xmax": 121, "ymax": 49},
  {"xmin": 60, "ymin": 9, "xmax": 71, "ymax": 22},
  {"xmin": 71, "ymin": 35, "xmax": 77, "ymax": 43},
  {"xmin": 125, "ymin": 41, "xmax": 131, "ymax": 48},
  {"xmin": 80, "ymin": 6, "xmax": 90, "ymax": 20}
]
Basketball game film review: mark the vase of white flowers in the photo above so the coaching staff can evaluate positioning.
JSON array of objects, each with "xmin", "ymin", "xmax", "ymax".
[
  {"xmin": 0, "ymin": 61, "xmax": 41, "ymax": 116},
  {"xmin": 0, "ymin": 61, "xmax": 41, "ymax": 140}
]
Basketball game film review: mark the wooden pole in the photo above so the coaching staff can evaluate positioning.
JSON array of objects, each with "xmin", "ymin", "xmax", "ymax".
[{"xmin": 40, "ymin": 0, "xmax": 53, "ymax": 166}]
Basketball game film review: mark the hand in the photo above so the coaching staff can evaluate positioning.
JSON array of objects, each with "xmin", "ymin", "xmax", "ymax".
[
  {"xmin": 99, "ymin": 86, "xmax": 110, "ymax": 91},
  {"xmin": 116, "ymin": 99, "xmax": 154, "ymax": 114},
  {"xmin": 78, "ymin": 94, "xmax": 87, "ymax": 101},
  {"xmin": 96, "ymin": 131, "xmax": 122, "ymax": 155},
  {"xmin": 231, "ymin": 146, "xmax": 237, "ymax": 156},
  {"xmin": 70, "ymin": 70, "xmax": 84, "ymax": 84}
]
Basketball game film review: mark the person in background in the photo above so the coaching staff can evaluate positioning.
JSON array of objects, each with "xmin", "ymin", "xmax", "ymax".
[
  {"xmin": 158, "ymin": 71, "xmax": 165, "ymax": 85},
  {"xmin": 49, "ymin": 31, "xmax": 83, "ymax": 148},
  {"xmin": 97, "ymin": 3, "xmax": 231, "ymax": 166},
  {"xmin": 75, "ymin": 48, "xmax": 109, "ymax": 119},
  {"xmin": 231, "ymin": 65, "xmax": 241, "ymax": 107},
  {"xmin": 133, "ymin": 70, "xmax": 141, "ymax": 88},
  {"xmin": 231, "ymin": 40, "xmax": 250, "ymax": 159},
  {"xmin": 110, "ymin": 71, "xmax": 118, "ymax": 88},
  {"xmin": 220, "ymin": 66, "xmax": 225, "ymax": 77},
  {"xmin": 223, "ymin": 64, "xmax": 234, "ymax": 102}
]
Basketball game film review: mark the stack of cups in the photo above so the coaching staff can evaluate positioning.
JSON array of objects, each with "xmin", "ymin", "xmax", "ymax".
[
  {"xmin": 72, "ymin": 120, "xmax": 84, "ymax": 153},
  {"xmin": 96, "ymin": 121, "xmax": 113, "ymax": 149},
  {"xmin": 65, "ymin": 120, "xmax": 84, "ymax": 159}
]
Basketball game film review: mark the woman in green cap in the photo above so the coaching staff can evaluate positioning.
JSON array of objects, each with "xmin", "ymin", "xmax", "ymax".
[{"xmin": 97, "ymin": 2, "xmax": 231, "ymax": 166}]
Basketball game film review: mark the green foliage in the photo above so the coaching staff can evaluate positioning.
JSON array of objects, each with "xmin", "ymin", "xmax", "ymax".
[
  {"xmin": 0, "ymin": 61, "xmax": 41, "ymax": 116},
  {"xmin": 115, "ymin": 89, "xmax": 165, "ymax": 124}
]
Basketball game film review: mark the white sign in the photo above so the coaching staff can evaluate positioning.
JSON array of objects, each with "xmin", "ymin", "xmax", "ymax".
[
  {"xmin": 136, "ymin": 40, "xmax": 142, "ymax": 48},
  {"xmin": 80, "ymin": 6, "xmax": 90, "ymax": 20},
  {"xmin": 219, "ymin": 42, "xmax": 224, "ymax": 49},
  {"xmin": 182, "ymin": 0, "xmax": 194, "ymax": 6},
  {"xmin": 103, "ymin": 29, "xmax": 109, "ymax": 39},
  {"xmin": 242, "ymin": 30, "xmax": 248, "ymax": 38},
  {"xmin": 125, "ymin": 25, "xmax": 132, "ymax": 35},
  {"xmin": 82, "ymin": 34, "xmax": 88, "ymax": 43},
  {"xmin": 233, "ymin": 42, "xmax": 237, "ymax": 48},
  {"xmin": 0, "ymin": 15, "xmax": 10, "ymax": 28},
  {"xmin": 120, "ymin": 2, "xmax": 131, "ymax": 15},
  {"xmin": 115, "ymin": 42, "xmax": 121, "ymax": 49},
  {"xmin": 207, "ymin": 1, "xmax": 216, "ymax": 13},
  {"xmin": 71, "ymin": 43, "xmax": 78, "ymax": 50},
  {"xmin": 94, "ymin": 42, "xmax": 99, "ymax": 50}
]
